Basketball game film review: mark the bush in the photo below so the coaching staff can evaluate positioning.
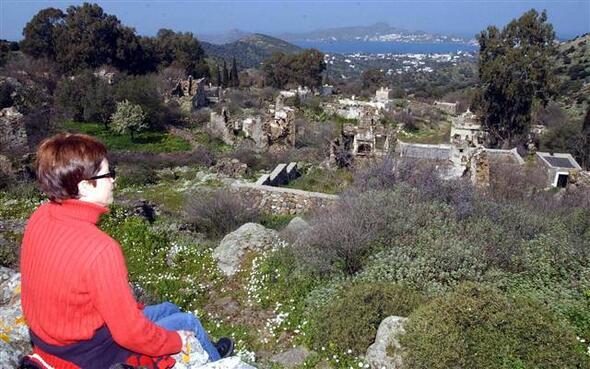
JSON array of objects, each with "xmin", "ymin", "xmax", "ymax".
[
  {"xmin": 295, "ymin": 189, "xmax": 416, "ymax": 275},
  {"xmin": 184, "ymin": 188, "xmax": 260, "ymax": 239},
  {"xmin": 0, "ymin": 233, "xmax": 20, "ymax": 269},
  {"xmin": 401, "ymin": 283, "xmax": 588, "ymax": 369},
  {"xmin": 116, "ymin": 163, "xmax": 159, "ymax": 188},
  {"xmin": 308, "ymin": 282, "xmax": 425, "ymax": 355}
]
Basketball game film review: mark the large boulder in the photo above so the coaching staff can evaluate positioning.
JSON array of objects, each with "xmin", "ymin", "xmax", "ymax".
[
  {"xmin": 280, "ymin": 216, "xmax": 310, "ymax": 243},
  {"xmin": 0, "ymin": 268, "xmax": 30, "ymax": 369},
  {"xmin": 269, "ymin": 346, "xmax": 312, "ymax": 369},
  {"xmin": 213, "ymin": 223, "xmax": 278, "ymax": 277},
  {"xmin": 365, "ymin": 316, "xmax": 407, "ymax": 369}
]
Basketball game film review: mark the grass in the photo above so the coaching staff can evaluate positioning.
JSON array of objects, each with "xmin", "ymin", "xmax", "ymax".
[
  {"xmin": 283, "ymin": 168, "xmax": 353, "ymax": 194},
  {"xmin": 61, "ymin": 121, "xmax": 191, "ymax": 153},
  {"xmin": 398, "ymin": 120, "xmax": 451, "ymax": 144},
  {"xmin": 194, "ymin": 131, "xmax": 233, "ymax": 154}
]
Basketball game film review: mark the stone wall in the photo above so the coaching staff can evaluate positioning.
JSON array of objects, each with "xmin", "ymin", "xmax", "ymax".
[{"xmin": 230, "ymin": 183, "xmax": 339, "ymax": 215}]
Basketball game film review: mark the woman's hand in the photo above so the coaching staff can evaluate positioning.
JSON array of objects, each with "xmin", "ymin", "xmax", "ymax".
[{"xmin": 177, "ymin": 330, "xmax": 194, "ymax": 354}]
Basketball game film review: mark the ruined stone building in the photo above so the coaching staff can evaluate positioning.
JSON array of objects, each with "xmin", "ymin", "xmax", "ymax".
[
  {"xmin": 375, "ymin": 87, "xmax": 392, "ymax": 103},
  {"xmin": 208, "ymin": 94, "xmax": 295, "ymax": 152},
  {"xmin": 396, "ymin": 110, "xmax": 585, "ymax": 188},
  {"xmin": 433, "ymin": 101, "xmax": 459, "ymax": 115},
  {"xmin": 330, "ymin": 107, "xmax": 394, "ymax": 164},
  {"xmin": 535, "ymin": 152, "xmax": 582, "ymax": 188},
  {"xmin": 171, "ymin": 76, "xmax": 208, "ymax": 110}
]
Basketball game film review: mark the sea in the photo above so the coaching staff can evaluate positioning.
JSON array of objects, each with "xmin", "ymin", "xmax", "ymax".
[{"xmin": 292, "ymin": 41, "xmax": 478, "ymax": 54}]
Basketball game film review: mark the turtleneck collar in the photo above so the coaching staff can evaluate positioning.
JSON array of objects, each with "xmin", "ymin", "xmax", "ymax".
[{"xmin": 49, "ymin": 199, "xmax": 109, "ymax": 225}]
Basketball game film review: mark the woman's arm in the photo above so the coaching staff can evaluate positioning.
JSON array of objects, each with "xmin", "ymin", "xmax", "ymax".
[{"xmin": 86, "ymin": 241, "xmax": 182, "ymax": 357}]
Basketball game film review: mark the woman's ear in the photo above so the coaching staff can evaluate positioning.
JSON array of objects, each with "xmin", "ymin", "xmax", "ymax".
[{"xmin": 77, "ymin": 180, "xmax": 92, "ymax": 198}]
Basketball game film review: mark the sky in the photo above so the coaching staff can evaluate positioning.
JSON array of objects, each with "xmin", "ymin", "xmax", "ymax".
[{"xmin": 1, "ymin": 0, "xmax": 588, "ymax": 42}]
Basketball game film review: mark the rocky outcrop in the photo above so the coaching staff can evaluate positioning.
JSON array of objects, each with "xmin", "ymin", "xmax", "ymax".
[
  {"xmin": 213, "ymin": 223, "xmax": 278, "ymax": 276},
  {"xmin": 365, "ymin": 316, "xmax": 407, "ymax": 369},
  {"xmin": 0, "ymin": 107, "xmax": 27, "ymax": 154},
  {"xmin": 0, "ymin": 268, "xmax": 29, "ymax": 369}
]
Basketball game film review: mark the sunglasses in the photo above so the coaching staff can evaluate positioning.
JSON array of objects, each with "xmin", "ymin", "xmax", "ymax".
[{"xmin": 88, "ymin": 168, "xmax": 116, "ymax": 180}]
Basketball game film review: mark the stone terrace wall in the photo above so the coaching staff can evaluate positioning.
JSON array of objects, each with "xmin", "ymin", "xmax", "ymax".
[{"xmin": 230, "ymin": 183, "xmax": 339, "ymax": 215}]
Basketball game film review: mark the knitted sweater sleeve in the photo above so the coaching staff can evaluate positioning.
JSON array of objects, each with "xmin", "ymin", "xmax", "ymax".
[{"xmin": 86, "ymin": 240, "xmax": 182, "ymax": 357}]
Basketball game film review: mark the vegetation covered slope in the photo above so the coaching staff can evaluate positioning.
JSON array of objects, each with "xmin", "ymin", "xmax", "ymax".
[
  {"xmin": 202, "ymin": 33, "xmax": 302, "ymax": 69},
  {"xmin": 556, "ymin": 33, "xmax": 590, "ymax": 109}
]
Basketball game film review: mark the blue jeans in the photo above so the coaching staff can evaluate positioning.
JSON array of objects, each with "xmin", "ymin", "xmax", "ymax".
[{"xmin": 144, "ymin": 302, "xmax": 221, "ymax": 361}]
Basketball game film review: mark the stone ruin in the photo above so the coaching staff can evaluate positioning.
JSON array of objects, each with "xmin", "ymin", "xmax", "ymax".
[
  {"xmin": 433, "ymin": 100, "xmax": 459, "ymax": 115},
  {"xmin": 396, "ymin": 109, "xmax": 587, "ymax": 189},
  {"xmin": 171, "ymin": 75, "xmax": 208, "ymax": 110},
  {"xmin": 207, "ymin": 94, "xmax": 295, "ymax": 152},
  {"xmin": 256, "ymin": 162, "xmax": 301, "ymax": 186},
  {"xmin": 330, "ymin": 106, "xmax": 394, "ymax": 165}
]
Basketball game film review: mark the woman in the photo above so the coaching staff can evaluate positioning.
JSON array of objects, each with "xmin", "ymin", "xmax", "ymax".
[{"xmin": 20, "ymin": 133, "xmax": 231, "ymax": 369}]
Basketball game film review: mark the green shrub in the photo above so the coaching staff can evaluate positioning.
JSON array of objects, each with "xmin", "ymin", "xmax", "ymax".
[
  {"xmin": 400, "ymin": 283, "xmax": 588, "ymax": 369},
  {"xmin": 308, "ymin": 282, "xmax": 425, "ymax": 355},
  {"xmin": 0, "ymin": 231, "xmax": 20, "ymax": 268},
  {"xmin": 259, "ymin": 214, "xmax": 295, "ymax": 230}
]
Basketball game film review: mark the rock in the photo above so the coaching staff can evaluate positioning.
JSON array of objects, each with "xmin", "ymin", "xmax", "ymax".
[
  {"xmin": 270, "ymin": 346, "xmax": 312, "ymax": 368},
  {"xmin": 0, "ymin": 268, "xmax": 30, "ymax": 369},
  {"xmin": 131, "ymin": 199, "xmax": 157, "ymax": 223},
  {"xmin": 0, "ymin": 107, "xmax": 27, "ymax": 154},
  {"xmin": 172, "ymin": 332, "xmax": 257, "ymax": 369},
  {"xmin": 365, "ymin": 316, "xmax": 407, "ymax": 369},
  {"xmin": 280, "ymin": 216, "xmax": 310, "ymax": 242},
  {"xmin": 213, "ymin": 223, "xmax": 278, "ymax": 277}
]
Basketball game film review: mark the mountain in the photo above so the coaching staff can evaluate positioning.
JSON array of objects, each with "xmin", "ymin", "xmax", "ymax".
[
  {"xmin": 198, "ymin": 29, "xmax": 252, "ymax": 45},
  {"xmin": 201, "ymin": 33, "xmax": 302, "ymax": 69},
  {"xmin": 555, "ymin": 33, "xmax": 590, "ymax": 109},
  {"xmin": 279, "ymin": 22, "xmax": 474, "ymax": 44}
]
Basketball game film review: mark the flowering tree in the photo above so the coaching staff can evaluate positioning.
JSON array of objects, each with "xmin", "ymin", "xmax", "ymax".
[{"xmin": 110, "ymin": 100, "xmax": 147, "ymax": 140}]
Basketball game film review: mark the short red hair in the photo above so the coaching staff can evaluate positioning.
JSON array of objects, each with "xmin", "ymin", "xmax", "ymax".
[{"xmin": 36, "ymin": 133, "xmax": 107, "ymax": 201}]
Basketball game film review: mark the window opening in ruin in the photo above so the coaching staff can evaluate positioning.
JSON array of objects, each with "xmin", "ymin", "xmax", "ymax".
[
  {"xmin": 357, "ymin": 143, "xmax": 372, "ymax": 154},
  {"xmin": 375, "ymin": 136, "xmax": 386, "ymax": 150}
]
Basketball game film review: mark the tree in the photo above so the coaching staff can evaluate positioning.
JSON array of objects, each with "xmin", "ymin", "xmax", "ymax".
[
  {"xmin": 222, "ymin": 61, "xmax": 229, "ymax": 88},
  {"xmin": 262, "ymin": 49, "xmax": 325, "ymax": 89},
  {"xmin": 54, "ymin": 3, "xmax": 136, "ymax": 72},
  {"xmin": 20, "ymin": 7, "xmax": 64, "ymax": 59},
  {"xmin": 54, "ymin": 71, "xmax": 115, "ymax": 128},
  {"xmin": 230, "ymin": 57, "xmax": 240, "ymax": 87},
  {"xmin": 362, "ymin": 69, "xmax": 386, "ymax": 92},
  {"xmin": 475, "ymin": 9, "xmax": 557, "ymax": 147},
  {"xmin": 20, "ymin": 4, "xmax": 156, "ymax": 74},
  {"xmin": 154, "ymin": 29, "xmax": 207, "ymax": 77},
  {"xmin": 110, "ymin": 100, "xmax": 147, "ymax": 140},
  {"xmin": 215, "ymin": 64, "xmax": 222, "ymax": 87}
]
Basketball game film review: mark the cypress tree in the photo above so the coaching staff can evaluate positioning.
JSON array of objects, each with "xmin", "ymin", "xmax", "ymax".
[
  {"xmin": 216, "ymin": 64, "xmax": 222, "ymax": 87},
  {"xmin": 222, "ymin": 61, "xmax": 229, "ymax": 88},
  {"xmin": 230, "ymin": 57, "xmax": 239, "ymax": 87}
]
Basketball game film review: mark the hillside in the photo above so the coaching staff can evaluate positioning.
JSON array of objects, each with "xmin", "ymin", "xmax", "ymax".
[
  {"xmin": 279, "ymin": 22, "xmax": 474, "ymax": 44},
  {"xmin": 555, "ymin": 33, "xmax": 590, "ymax": 110},
  {"xmin": 201, "ymin": 33, "xmax": 302, "ymax": 69}
]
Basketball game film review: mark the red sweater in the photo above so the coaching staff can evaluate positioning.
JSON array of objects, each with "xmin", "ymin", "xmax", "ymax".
[{"xmin": 20, "ymin": 199, "xmax": 182, "ymax": 363}]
